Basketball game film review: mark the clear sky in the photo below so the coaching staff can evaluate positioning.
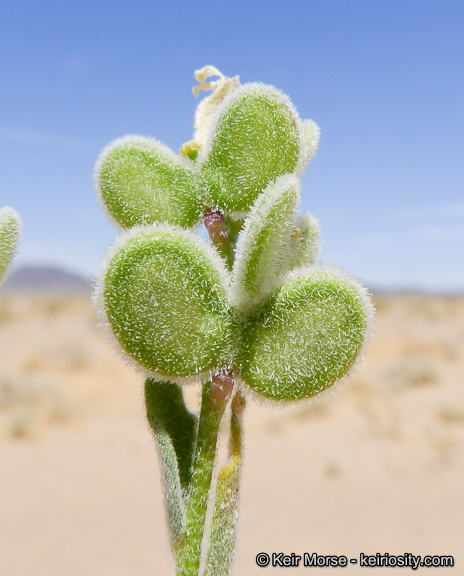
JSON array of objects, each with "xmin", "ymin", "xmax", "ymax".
[{"xmin": 1, "ymin": 1, "xmax": 463, "ymax": 291}]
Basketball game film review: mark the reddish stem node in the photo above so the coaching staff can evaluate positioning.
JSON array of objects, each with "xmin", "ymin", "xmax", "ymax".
[{"xmin": 210, "ymin": 371, "xmax": 235, "ymax": 408}]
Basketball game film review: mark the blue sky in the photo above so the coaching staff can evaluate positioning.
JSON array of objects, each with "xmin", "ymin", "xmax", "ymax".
[{"xmin": 1, "ymin": 1, "xmax": 463, "ymax": 291}]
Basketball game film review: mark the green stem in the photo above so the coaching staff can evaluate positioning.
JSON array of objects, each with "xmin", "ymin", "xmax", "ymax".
[
  {"xmin": 230, "ymin": 391, "xmax": 245, "ymax": 458},
  {"xmin": 204, "ymin": 211, "xmax": 235, "ymax": 270},
  {"xmin": 223, "ymin": 215, "xmax": 244, "ymax": 253},
  {"xmin": 176, "ymin": 376, "xmax": 233, "ymax": 576},
  {"xmin": 174, "ymin": 216, "xmax": 244, "ymax": 575},
  {"xmin": 203, "ymin": 391, "xmax": 245, "ymax": 576}
]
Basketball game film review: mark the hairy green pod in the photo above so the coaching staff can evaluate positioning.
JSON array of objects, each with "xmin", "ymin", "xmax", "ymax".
[
  {"xmin": 94, "ymin": 84, "xmax": 317, "ymax": 231},
  {"xmin": 0, "ymin": 207, "xmax": 21, "ymax": 285},
  {"xmin": 95, "ymin": 136, "xmax": 203, "ymax": 229},
  {"xmin": 238, "ymin": 267, "xmax": 374, "ymax": 401},
  {"xmin": 96, "ymin": 224, "xmax": 235, "ymax": 381},
  {"xmin": 93, "ymin": 67, "xmax": 375, "ymax": 576},
  {"xmin": 285, "ymin": 213, "xmax": 320, "ymax": 271},
  {"xmin": 231, "ymin": 174, "xmax": 300, "ymax": 313},
  {"xmin": 300, "ymin": 119, "xmax": 320, "ymax": 167},
  {"xmin": 199, "ymin": 83, "xmax": 305, "ymax": 213}
]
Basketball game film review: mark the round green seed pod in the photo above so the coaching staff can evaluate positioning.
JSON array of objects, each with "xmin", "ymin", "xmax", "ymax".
[
  {"xmin": 198, "ymin": 83, "xmax": 306, "ymax": 214},
  {"xmin": 238, "ymin": 266, "xmax": 374, "ymax": 402},
  {"xmin": 95, "ymin": 136, "xmax": 203, "ymax": 229},
  {"xmin": 95, "ymin": 224, "xmax": 236, "ymax": 383}
]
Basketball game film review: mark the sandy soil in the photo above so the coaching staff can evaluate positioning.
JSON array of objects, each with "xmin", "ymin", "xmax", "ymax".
[{"xmin": 1, "ymin": 293, "xmax": 463, "ymax": 575}]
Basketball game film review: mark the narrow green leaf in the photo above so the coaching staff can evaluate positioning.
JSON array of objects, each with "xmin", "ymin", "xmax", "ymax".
[
  {"xmin": 145, "ymin": 379, "xmax": 198, "ymax": 550},
  {"xmin": 285, "ymin": 213, "xmax": 320, "ymax": 271},
  {"xmin": 95, "ymin": 136, "xmax": 203, "ymax": 229},
  {"xmin": 145, "ymin": 379, "xmax": 198, "ymax": 490},
  {"xmin": 96, "ymin": 224, "xmax": 235, "ymax": 381},
  {"xmin": 238, "ymin": 267, "xmax": 374, "ymax": 401},
  {"xmin": 155, "ymin": 429, "xmax": 187, "ymax": 550},
  {"xmin": 231, "ymin": 174, "xmax": 300, "ymax": 313},
  {"xmin": 199, "ymin": 83, "xmax": 304, "ymax": 213},
  {"xmin": 0, "ymin": 207, "xmax": 21, "ymax": 285}
]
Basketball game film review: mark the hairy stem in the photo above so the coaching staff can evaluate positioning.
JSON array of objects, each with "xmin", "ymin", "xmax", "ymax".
[
  {"xmin": 176, "ymin": 376, "xmax": 234, "ymax": 576},
  {"xmin": 203, "ymin": 391, "xmax": 245, "ymax": 576},
  {"xmin": 204, "ymin": 211, "xmax": 235, "ymax": 270},
  {"xmin": 175, "ymin": 217, "xmax": 244, "ymax": 575}
]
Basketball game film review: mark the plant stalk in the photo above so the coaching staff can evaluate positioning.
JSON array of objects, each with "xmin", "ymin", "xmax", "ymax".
[
  {"xmin": 175, "ymin": 213, "xmax": 244, "ymax": 575},
  {"xmin": 176, "ymin": 375, "xmax": 234, "ymax": 576},
  {"xmin": 204, "ymin": 211, "xmax": 235, "ymax": 270}
]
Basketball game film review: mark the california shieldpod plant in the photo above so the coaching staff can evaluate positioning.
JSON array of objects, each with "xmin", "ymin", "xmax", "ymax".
[{"xmin": 94, "ymin": 66, "xmax": 374, "ymax": 576}]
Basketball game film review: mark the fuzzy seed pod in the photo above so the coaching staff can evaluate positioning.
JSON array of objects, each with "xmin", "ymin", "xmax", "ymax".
[
  {"xmin": 238, "ymin": 266, "xmax": 374, "ymax": 402},
  {"xmin": 95, "ymin": 224, "xmax": 236, "ymax": 383},
  {"xmin": 95, "ymin": 136, "xmax": 203, "ymax": 229}
]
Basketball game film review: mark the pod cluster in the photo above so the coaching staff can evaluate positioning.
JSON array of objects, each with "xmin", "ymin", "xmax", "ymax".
[{"xmin": 95, "ymin": 79, "xmax": 374, "ymax": 402}]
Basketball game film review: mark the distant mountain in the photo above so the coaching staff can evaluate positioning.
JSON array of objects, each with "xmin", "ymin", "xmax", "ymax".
[
  {"xmin": 3, "ymin": 266, "xmax": 461, "ymax": 297},
  {"xmin": 2, "ymin": 265, "xmax": 93, "ymax": 294}
]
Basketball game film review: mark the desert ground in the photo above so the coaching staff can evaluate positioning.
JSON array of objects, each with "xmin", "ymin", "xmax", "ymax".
[{"xmin": 0, "ymin": 293, "xmax": 463, "ymax": 575}]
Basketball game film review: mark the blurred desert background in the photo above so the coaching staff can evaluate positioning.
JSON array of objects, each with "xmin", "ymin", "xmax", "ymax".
[{"xmin": 1, "ymin": 283, "xmax": 463, "ymax": 575}]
